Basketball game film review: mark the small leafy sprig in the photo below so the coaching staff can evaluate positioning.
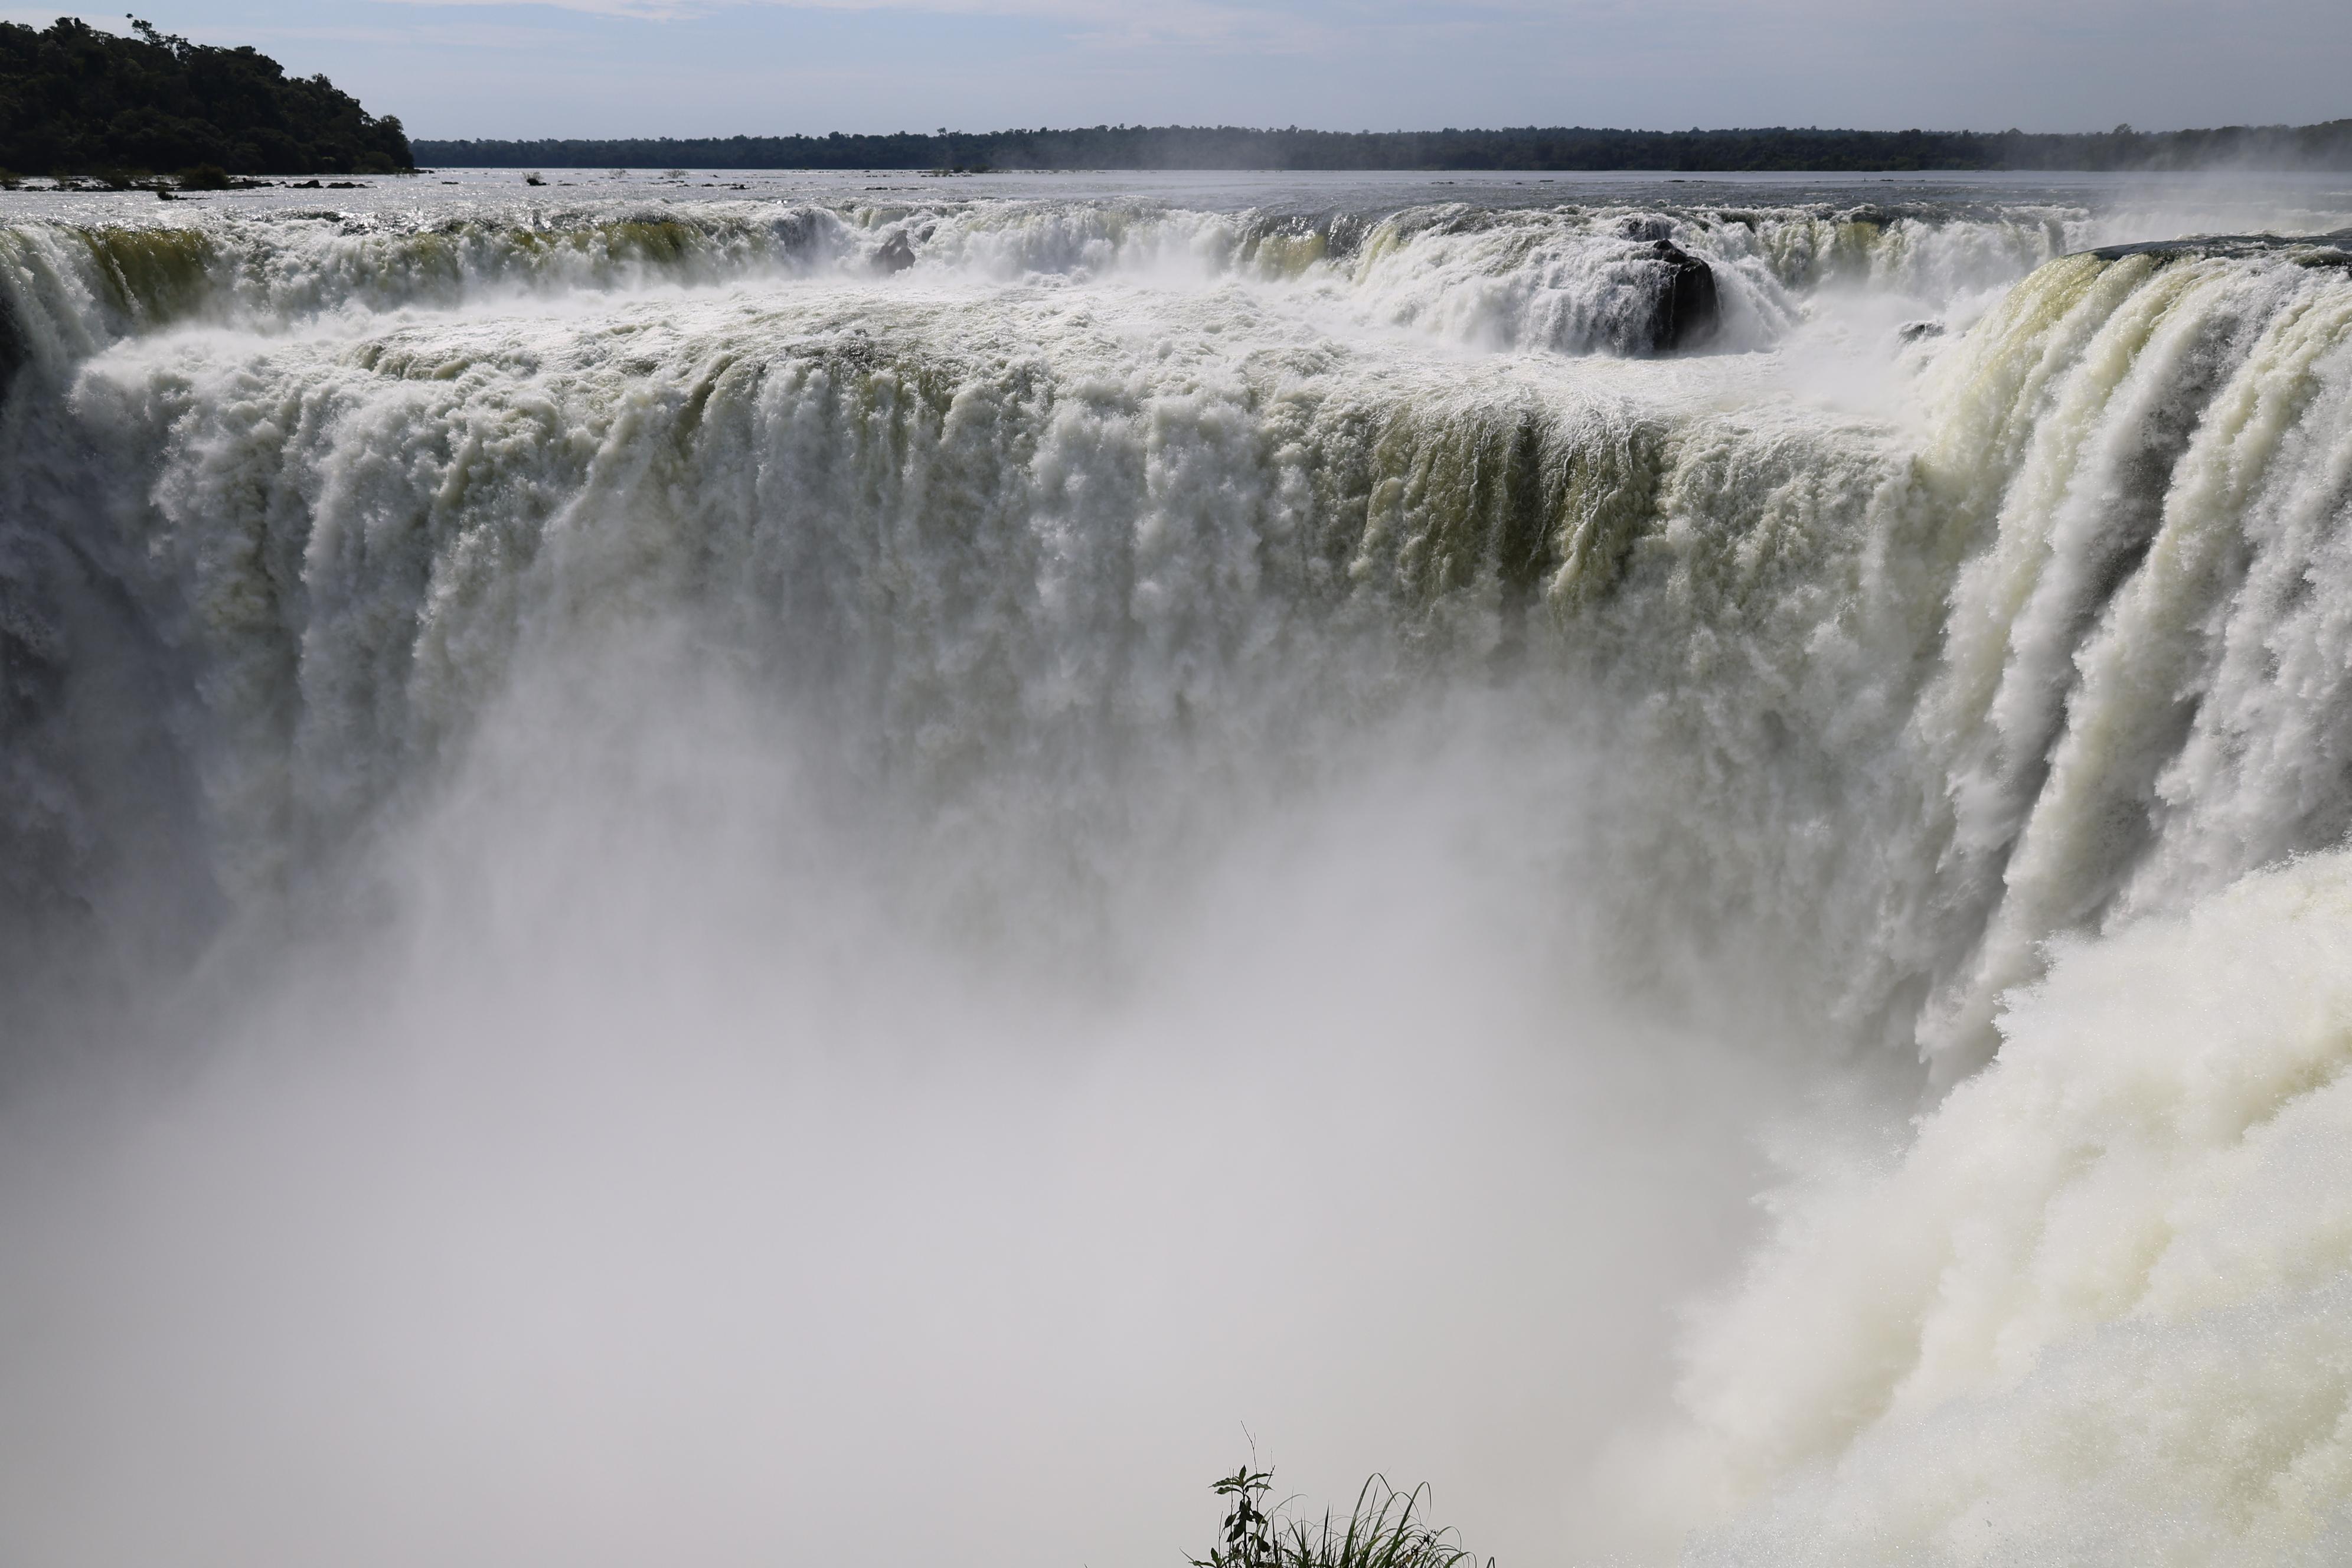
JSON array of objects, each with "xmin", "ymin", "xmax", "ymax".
[{"xmin": 1191, "ymin": 1465, "xmax": 1279, "ymax": 1568}]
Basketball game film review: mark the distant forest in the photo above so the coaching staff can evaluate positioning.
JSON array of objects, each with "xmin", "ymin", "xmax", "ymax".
[
  {"xmin": 414, "ymin": 122, "xmax": 2352, "ymax": 174},
  {"xmin": 0, "ymin": 18, "xmax": 413, "ymax": 177}
]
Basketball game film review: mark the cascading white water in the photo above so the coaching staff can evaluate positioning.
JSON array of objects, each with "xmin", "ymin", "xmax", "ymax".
[{"xmin": 3, "ymin": 174, "xmax": 2351, "ymax": 1566}]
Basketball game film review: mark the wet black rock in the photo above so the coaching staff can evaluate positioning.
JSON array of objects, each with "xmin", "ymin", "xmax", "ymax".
[
  {"xmin": 2089, "ymin": 229, "xmax": 2352, "ymax": 267},
  {"xmin": 872, "ymin": 233, "xmax": 917, "ymax": 274},
  {"xmin": 1638, "ymin": 240, "xmax": 1720, "ymax": 354},
  {"xmin": 0, "ymin": 290, "xmax": 22, "ymax": 401}
]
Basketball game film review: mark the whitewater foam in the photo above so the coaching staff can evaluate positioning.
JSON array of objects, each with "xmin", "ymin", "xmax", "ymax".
[{"xmin": 1672, "ymin": 847, "xmax": 2352, "ymax": 1565}]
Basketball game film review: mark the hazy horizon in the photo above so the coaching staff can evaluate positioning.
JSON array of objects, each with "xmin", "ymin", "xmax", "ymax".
[{"xmin": 7, "ymin": 0, "xmax": 2347, "ymax": 145}]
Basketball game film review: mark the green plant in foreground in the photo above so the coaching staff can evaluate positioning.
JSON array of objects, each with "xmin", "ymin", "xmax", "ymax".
[
  {"xmin": 1191, "ymin": 1463, "xmax": 1491, "ymax": 1568},
  {"xmin": 1195, "ymin": 1466, "xmax": 1278, "ymax": 1568}
]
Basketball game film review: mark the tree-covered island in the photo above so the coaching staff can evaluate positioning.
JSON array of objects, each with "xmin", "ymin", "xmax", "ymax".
[{"xmin": 0, "ymin": 17, "xmax": 413, "ymax": 179}]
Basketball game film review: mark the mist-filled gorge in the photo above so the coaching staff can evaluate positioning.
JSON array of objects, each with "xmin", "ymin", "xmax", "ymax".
[{"xmin": 5, "ymin": 170, "xmax": 2352, "ymax": 1566}]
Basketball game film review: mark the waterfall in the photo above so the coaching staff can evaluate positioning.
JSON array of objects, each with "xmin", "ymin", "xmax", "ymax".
[{"xmin": 2, "ymin": 184, "xmax": 2349, "ymax": 1564}]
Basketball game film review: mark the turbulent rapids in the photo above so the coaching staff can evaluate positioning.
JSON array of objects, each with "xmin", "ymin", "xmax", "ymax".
[{"xmin": 5, "ymin": 172, "xmax": 2352, "ymax": 1566}]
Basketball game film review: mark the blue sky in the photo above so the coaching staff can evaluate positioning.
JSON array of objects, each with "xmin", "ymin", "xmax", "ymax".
[{"xmin": 17, "ymin": 0, "xmax": 2350, "ymax": 141}]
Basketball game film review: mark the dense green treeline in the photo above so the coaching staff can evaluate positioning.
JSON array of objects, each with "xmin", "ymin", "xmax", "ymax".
[
  {"xmin": 414, "ymin": 120, "xmax": 2352, "ymax": 174},
  {"xmin": 0, "ymin": 18, "xmax": 412, "ymax": 177},
  {"xmin": 6, "ymin": 14, "xmax": 2341, "ymax": 184}
]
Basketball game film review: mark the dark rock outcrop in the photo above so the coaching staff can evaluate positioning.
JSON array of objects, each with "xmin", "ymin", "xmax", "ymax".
[
  {"xmin": 2089, "ymin": 229, "xmax": 2352, "ymax": 267},
  {"xmin": 1638, "ymin": 240, "xmax": 1720, "ymax": 354}
]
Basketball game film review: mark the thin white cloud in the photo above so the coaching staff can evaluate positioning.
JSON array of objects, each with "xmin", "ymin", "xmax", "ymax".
[{"xmin": 357, "ymin": 0, "xmax": 1330, "ymax": 48}]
